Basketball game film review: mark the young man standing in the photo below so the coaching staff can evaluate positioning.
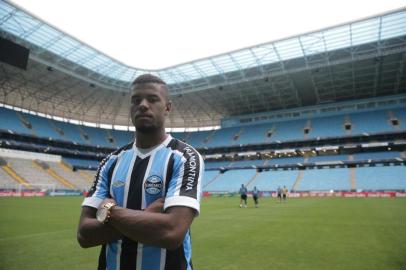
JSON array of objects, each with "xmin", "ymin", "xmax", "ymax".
[
  {"xmin": 283, "ymin": 185, "xmax": 288, "ymax": 202},
  {"xmin": 252, "ymin": 186, "xmax": 259, "ymax": 208},
  {"xmin": 77, "ymin": 74, "xmax": 204, "ymax": 270},
  {"xmin": 239, "ymin": 184, "xmax": 248, "ymax": 208},
  {"xmin": 277, "ymin": 186, "xmax": 282, "ymax": 203}
]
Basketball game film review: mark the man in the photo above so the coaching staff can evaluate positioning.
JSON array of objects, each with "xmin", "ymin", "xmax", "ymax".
[
  {"xmin": 282, "ymin": 185, "xmax": 288, "ymax": 202},
  {"xmin": 252, "ymin": 186, "xmax": 259, "ymax": 208},
  {"xmin": 77, "ymin": 74, "xmax": 204, "ymax": 270},
  {"xmin": 239, "ymin": 184, "xmax": 248, "ymax": 208},
  {"xmin": 277, "ymin": 186, "xmax": 282, "ymax": 203}
]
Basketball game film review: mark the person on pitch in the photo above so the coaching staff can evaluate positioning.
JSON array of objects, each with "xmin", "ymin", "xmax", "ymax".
[{"xmin": 77, "ymin": 74, "xmax": 204, "ymax": 270}]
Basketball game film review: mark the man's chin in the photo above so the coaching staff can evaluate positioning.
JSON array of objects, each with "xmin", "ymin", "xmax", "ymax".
[{"xmin": 135, "ymin": 125, "xmax": 157, "ymax": 133}]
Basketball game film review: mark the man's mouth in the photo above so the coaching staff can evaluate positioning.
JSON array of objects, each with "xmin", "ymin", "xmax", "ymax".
[{"xmin": 136, "ymin": 114, "xmax": 152, "ymax": 119}]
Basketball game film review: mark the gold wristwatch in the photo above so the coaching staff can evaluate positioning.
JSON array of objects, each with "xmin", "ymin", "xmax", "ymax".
[{"xmin": 96, "ymin": 202, "xmax": 117, "ymax": 224}]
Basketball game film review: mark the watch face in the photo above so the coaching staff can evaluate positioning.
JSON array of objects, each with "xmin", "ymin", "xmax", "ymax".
[{"xmin": 96, "ymin": 208, "xmax": 108, "ymax": 223}]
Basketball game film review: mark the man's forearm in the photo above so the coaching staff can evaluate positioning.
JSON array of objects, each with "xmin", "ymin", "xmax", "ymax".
[
  {"xmin": 109, "ymin": 206, "xmax": 193, "ymax": 250},
  {"xmin": 77, "ymin": 207, "xmax": 122, "ymax": 248},
  {"xmin": 109, "ymin": 207, "xmax": 176, "ymax": 249}
]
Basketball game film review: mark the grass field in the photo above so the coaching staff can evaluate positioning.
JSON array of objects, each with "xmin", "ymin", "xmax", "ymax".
[{"xmin": 0, "ymin": 196, "xmax": 405, "ymax": 270}]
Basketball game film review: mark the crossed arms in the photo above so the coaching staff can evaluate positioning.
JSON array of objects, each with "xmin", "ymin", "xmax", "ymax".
[{"xmin": 77, "ymin": 198, "xmax": 195, "ymax": 250}]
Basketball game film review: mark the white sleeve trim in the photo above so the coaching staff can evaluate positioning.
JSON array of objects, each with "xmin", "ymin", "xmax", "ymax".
[
  {"xmin": 82, "ymin": 196, "xmax": 103, "ymax": 209},
  {"xmin": 164, "ymin": 196, "xmax": 200, "ymax": 214}
]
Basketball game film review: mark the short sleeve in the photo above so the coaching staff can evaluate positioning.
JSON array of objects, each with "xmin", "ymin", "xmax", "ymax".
[
  {"xmin": 82, "ymin": 154, "xmax": 118, "ymax": 209},
  {"xmin": 164, "ymin": 146, "xmax": 204, "ymax": 214}
]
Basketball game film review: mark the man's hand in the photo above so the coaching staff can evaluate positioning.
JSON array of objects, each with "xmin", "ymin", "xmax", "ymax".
[
  {"xmin": 145, "ymin": 198, "xmax": 164, "ymax": 213},
  {"xmin": 99, "ymin": 198, "xmax": 117, "ymax": 210}
]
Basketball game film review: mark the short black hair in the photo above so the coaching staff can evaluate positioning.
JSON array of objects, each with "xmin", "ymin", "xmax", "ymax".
[{"xmin": 132, "ymin": 74, "xmax": 166, "ymax": 86}]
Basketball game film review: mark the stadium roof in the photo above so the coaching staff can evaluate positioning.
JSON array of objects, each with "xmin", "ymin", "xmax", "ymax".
[{"xmin": 1, "ymin": 1, "xmax": 406, "ymax": 128}]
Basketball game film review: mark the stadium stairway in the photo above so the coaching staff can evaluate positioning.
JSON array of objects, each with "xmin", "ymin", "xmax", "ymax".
[
  {"xmin": 76, "ymin": 126, "xmax": 91, "ymax": 145},
  {"xmin": 52, "ymin": 161, "xmax": 90, "ymax": 190},
  {"xmin": 203, "ymin": 130, "xmax": 216, "ymax": 146},
  {"xmin": 1, "ymin": 165, "xmax": 31, "ymax": 188},
  {"xmin": 245, "ymin": 171, "xmax": 260, "ymax": 189},
  {"xmin": 230, "ymin": 127, "xmax": 245, "ymax": 146},
  {"xmin": 33, "ymin": 160, "xmax": 77, "ymax": 189},
  {"xmin": 5, "ymin": 157, "xmax": 60, "ymax": 188},
  {"xmin": 202, "ymin": 172, "xmax": 221, "ymax": 190},
  {"xmin": 292, "ymin": 170, "xmax": 305, "ymax": 191},
  {"xmin": 303, "ymin": 120, "xmax": 311, "ymax": 140},
  {"xmin": 15, "ymin": 111, "xmax": 36, "ymax": 136},
  {"xmin": 291, "ymin": 156, "xmax": 309, "ymax": 191},
  {"xmin": 48, "ymin": 119, "xmax": 67, "ymax": 140},
  {"xmin": 106, "ymin": 129, "xmax": 118, "ymax": 148},
  {"xmin": 78, "ymin": 170, "xmax": 94, "ymax": 184},
  {"xmin": 0, "ymin": 167, "xmax": 18, "ymax": 187},
  {"xmin": 344, "ymin": 115, "xmax": 352, "ymax": 136},
  {"xmin": 348, "ymin": 155, "xmax": 357, "ymax": 190},
  {"xmin": 0, "ymin": 157, "xmax": 31, "ymax": 188}
]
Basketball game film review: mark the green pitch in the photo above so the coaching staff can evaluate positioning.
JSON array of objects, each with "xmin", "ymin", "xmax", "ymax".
[{"xmin": 0, "ymin": 196, "xmax": 405, "ymax": 270}]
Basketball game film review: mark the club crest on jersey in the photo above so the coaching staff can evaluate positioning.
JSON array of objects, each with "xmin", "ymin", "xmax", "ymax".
[
  {"xmin": 144, "ymin": 175, "xmax": 163, "ymax": 195},
  {"xmin": 112, "ymin": 180, "xmax": 125, "ymax": 188}
]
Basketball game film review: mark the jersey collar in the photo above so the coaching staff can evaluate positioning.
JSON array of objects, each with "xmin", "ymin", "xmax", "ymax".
[{"xmin": 133, "ymin": 134, "xmax": 172, "ymax": 159}]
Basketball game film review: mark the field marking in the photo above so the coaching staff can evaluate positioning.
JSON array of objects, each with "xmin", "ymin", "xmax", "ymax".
[{"xmin": 0, "ymin": 229, "xmax": 72, "ymax": 241}]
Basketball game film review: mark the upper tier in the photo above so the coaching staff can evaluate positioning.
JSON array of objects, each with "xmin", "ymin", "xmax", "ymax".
[{"xmin": 0, "ymin": 106, "xmax": 405, "ymax": 149}]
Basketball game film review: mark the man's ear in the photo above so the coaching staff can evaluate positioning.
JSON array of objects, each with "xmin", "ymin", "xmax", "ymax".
[{"xmin": 165, "ymin": 101, "xmax": 172, "ymax": 114}]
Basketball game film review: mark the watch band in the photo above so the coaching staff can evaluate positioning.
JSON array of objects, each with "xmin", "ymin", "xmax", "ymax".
[{"xmin": 102, "ymin": 202, "xmax": 117, "ymax": 223}]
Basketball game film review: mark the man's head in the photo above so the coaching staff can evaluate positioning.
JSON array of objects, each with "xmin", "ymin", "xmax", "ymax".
[{"xmin": 130, "ymin": 74, "xmax": 171, "ymax": 133}]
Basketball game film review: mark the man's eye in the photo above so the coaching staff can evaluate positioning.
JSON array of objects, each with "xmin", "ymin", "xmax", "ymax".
[{"xmin": 148, "ymin": 97, "xmax": 158, "ymax": 102}]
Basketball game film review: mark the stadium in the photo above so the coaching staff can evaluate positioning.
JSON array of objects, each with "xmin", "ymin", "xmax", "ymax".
[{"xmin": 0, "ymin": 1, "xmax": 406, "ymax": 269}]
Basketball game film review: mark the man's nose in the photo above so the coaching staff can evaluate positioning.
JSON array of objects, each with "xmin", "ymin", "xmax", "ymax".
[{"xmin": 138, "ymin": 99, "xmax": 149, "ymax": 109}]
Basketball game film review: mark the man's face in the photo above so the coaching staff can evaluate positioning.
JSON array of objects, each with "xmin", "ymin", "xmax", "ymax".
[{"xmin": 130, "ymin": 83, "xmax": 171, "ymax": 133}]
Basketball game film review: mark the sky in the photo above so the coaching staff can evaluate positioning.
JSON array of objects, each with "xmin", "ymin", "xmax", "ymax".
[{"xmin": 10, "ymin": 0, "xmax": 406, "ymax": 70}]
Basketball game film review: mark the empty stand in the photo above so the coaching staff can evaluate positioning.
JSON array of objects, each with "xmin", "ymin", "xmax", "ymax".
[
  {"xmin": 202, "ymin": 170, "xmax": 220, "ymax": 189},
  {"xmin": 391, "ymin": 108, "xmax": 406, "ymax": 130},
  {"xmin": 350, "ymin": 110, "xmax": 393, "ymax": 134},
  {"xmin": 110, "ymin": 129, "xmax": 134, "ymax": 146},
  {"xmin": 353, "ymin": 151, "xmax": 400, "ymax": 160},
  {"xmin": 23, "ymin": 113, "xmax": 63, "ymax": 140},
  {"xmin": 4, "ymin": 157, "xmax": 62, "ymax": 188},
  {"xmin": 2, "ymin": 106, "xmax": 406, "ymax": 150},
  {"xmin": 34, "ymin": 159, "xmax": 77, "ymax": 189},
  {"xmin": 296, "ymin": 168, "xmax": 351, "ymax": 191},
  {"xmin": 63, "ymin": 157, "xmax": 100, "ymax": 169},
  {"xmin": 308, "ymin": 155, "xmax": 349, "ymax": 162},
  {"xmin": 170, "ymin": 132, "xmax": 188, "ymax": 142},
  {"xmin": 231, "ymin": 159, "xmax": 266, "ymax": 167},
  {"xmin": 252, "ymin": 170, "xmax": 298, "ymax": 191},
  {"xmin": 356, "ymin": 165, "xmax": 406, "ymax": 190},
  {"xmin": 306, "ymin": 115, "xmax": 345, "ymax": 138},
  {"xmin": 205, "ymin": 161, "xmax": 234, "ymax": 169},
  {"xmin": 0, "ymin": 107, "xmax": 32, "ymax": 135},
  {"xmin": 270, "ymin": 119, "xmax": 307, "ymax": 142},
  {"xmin": 207, "ymin": 127, "xmax": 242, "ymax": 147},
  {"xmin": 267, "ymin": 157, "xmax": 305, "ymax": 165},
  {"xmin": 238, "ymin": 123, "xmax": 274, "ymax": 145},
  {"xmin": 51, "ymin": 120, "xmax": 87, "ymax": 145},
  {"xmin": 0, "ymin": 165, "xmax": 18, "ymax": 187},
  {"xmin": 78, "ymin": 170, "xmax": 95, "ymax": 184},
  {"xmin": 0, "ymin": 156, "xmax": 25, "ymax": 187},
  {"xmin": 46, "ymin": 161, "xmax": 89, "ymax": 190},
  {"xmin": 1, "ymin": 163, "xmax": 31, "ymax": 188},
  {"xmin": 186, "ymin": 130, "xmax": 213, "ymax": 148},
  {"xmin": 204, "ymin": 170, "xmax": 256, "ymax": 192}
]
